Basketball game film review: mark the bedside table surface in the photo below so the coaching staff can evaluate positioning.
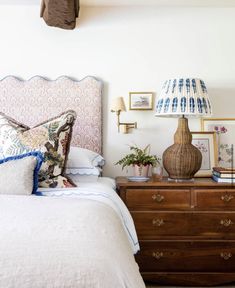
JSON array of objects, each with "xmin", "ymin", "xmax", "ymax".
[{"xmin": 116, "ymin": 176, "xmax": 235, "ymax": 188}]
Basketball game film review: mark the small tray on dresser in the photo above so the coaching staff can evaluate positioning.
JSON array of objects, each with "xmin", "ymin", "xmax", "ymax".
[{"xmin": 127, "ymin": 176, "xmax": 150, "ymax": 182}]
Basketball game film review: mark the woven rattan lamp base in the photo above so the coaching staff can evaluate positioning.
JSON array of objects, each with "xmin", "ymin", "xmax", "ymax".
[{"xmin": 163, "ymin": 117, "xmax": 202, "ymax": 180}]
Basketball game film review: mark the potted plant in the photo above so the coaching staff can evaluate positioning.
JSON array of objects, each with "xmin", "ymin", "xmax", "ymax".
[{"xmin": 115, "ymin": 144, "xmax": 161, "ymax": 177}]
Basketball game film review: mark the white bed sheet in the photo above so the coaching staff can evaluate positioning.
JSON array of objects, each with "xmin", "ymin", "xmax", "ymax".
[
  {"xmin": 37, "ymin": 177, "xmax": 140, "ymax": 254},
  {"xmin": 0, "ymin": 177, "xmax": 145, "ymax": 288}
]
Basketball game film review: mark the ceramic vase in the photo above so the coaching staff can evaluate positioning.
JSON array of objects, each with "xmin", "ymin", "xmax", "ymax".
[{"xmin": 133, "ymin": 164, "xmax": 149, "ymax": 177}]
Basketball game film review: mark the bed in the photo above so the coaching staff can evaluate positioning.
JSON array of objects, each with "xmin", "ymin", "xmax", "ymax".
[{"xmin": 0, "ymin": 76, "xmax": 145, "ymax": 288}]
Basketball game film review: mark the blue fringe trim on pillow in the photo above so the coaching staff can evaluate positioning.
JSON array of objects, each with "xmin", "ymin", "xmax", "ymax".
[{"xmin": 0, "ymin": 151, "xmax": 44, "ymax": 194}]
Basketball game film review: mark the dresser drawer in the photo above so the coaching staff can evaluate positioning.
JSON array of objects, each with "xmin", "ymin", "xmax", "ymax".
[
  {"xmin": 117, "ymin": 177, "xmax": 235, "ymax": 286},
  {"xmin": 132, "ymin": 212, "xmax": 235, "ymax": 239},
  {"xmin": 136, "ymin": 241, "xmax": 235, "ymax": 272},
  {"xmin": 126, "ymin": 189, "xmax": 190, "ymax": 210},
  {"xmin": 195, "ymin": 189, "xmax": 235, "ymax": 210}
]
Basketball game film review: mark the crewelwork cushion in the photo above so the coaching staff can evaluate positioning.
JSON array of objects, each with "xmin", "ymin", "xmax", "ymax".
[
  {"xmin": 0, "ymin": 110, "xmax": 77, "ymax": 188},
  {"xmin": 0, "ymin": 152, "xmax": 43, "ymax": 195}
]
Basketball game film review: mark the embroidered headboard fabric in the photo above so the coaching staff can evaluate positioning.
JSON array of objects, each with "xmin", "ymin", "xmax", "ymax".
[{"xmin": 0, "ymin": 76, "xmax": 102, "ymax": 154}]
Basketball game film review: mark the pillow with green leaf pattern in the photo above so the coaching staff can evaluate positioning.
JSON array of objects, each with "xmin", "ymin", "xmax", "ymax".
[{"xmin": 0, "ymin": 110, "xmax": 76, "ymax": 188}]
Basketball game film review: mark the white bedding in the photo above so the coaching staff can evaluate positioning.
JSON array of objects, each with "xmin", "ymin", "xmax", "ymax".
[{"xmin": 0, "ymin": 177, "xmax": 145, "ymax": 288}]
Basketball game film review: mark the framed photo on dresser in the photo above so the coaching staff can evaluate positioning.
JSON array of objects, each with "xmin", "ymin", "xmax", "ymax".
[
  {"xmin": 201, "ymin": 118, "xmax": 235, "ymax": 168},
  {"xmin": 192, "ymin": 131, "xmax": 218, "ymax": 177}
]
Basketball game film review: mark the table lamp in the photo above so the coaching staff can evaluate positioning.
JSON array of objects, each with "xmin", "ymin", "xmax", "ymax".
[{"xmin": 155, "ymin": 78, "xmax": 212, "ymax": 180}]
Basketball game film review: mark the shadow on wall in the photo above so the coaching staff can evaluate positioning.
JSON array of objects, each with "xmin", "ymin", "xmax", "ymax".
[
  {"xmin": 75, "ymin": 6, "xmax": 159, "ymax": 28},
  {"xmin": 75, "ymin": 6, "xmax": 115, "ymax": 28},
  {"xmin": 209, "ymin": 88, "xmax": 235, "ymax": 117},
  {"xmin": 101, "ymin": 80, "xmax": 109, "ymax": 154}
]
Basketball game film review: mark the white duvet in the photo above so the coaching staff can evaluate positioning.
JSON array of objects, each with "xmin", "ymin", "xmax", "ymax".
[{"xmin": 0, "ymin": 178, "xmax": 145, "ymax": 288}]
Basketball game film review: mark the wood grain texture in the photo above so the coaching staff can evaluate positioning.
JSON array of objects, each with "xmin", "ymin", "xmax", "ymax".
[
  {"xmin": 195, "ymin": 189, "xmax": 235, "ymax": 209},
  {"xmin": 137, "ymin": 241, "xmax": 235, "ymax": 272},
  {"xmin": 116, "ymin": 177, "xmax": 235, "ymax": 286},
  {"xmin": 144, "ymin": 273, "xmax": 235, "ymax": 287},
  {"xmin": 125, "ymin": 189, "xmax": 191, "ymax": 210},
  {"xmin": 132, "ymin": 212, "xmax": 235, "ymax": 240}
]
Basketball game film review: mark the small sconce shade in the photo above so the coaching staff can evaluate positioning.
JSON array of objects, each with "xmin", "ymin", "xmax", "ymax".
[
  {"xmin": 111, "ymin": 97, "xmax": 126, "ymax": 112},
  {"xmin": 111, "ymin": 97, "xmax": 137, "ymax": 133}
]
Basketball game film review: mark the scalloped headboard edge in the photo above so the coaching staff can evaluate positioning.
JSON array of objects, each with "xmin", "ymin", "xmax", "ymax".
[{"xmin": 0, "ymin": 76, "xmax": 103, "ymax": 154}]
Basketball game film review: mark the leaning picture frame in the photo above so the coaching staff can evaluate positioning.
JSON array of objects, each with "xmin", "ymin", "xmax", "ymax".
[
  {"xmin": 192, "ymin": 131, "xmax": 218, "ymax": 177},
  {"xmin": 129, "ymin": 92, "xmax": 153, "ymax": 110},
  {"xmin": 201, "ymin": 118, "xmax": 235, "ymax": 168}
]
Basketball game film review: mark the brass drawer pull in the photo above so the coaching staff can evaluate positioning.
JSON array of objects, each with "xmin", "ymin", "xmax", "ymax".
[
  {"xmin": 152, "ymin": 218, "xmax": 164, "ymax": 227},
  {"xmin": 152, "ymin": 252, "xmax": 163, "ymax": 260},
  {"xmin": 220, "ymin": 219, "xmax": 234, "ymax": 227},
  {"xmin": 221, "ymin": 195, "xmax": 234, "ymax": 202},
  {"xmin": 152, "ymin": 194, "xmax": 165, "ymax": 203},
  {"xmin": 220, "ymin": 252, "xmax": 232, "ymax": 260}
]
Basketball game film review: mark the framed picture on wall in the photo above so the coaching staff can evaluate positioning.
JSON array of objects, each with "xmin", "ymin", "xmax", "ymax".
[
  {"xmin": 192, "ymin": 131, "xmax": 218, "ymax": 177},
  {"xmin": 129, "ymin": 92, "xmax": 153, "ymax": 110},
  {"xmin": 201, "ymin": 118, "xmax": 235, "ymax": 168}
]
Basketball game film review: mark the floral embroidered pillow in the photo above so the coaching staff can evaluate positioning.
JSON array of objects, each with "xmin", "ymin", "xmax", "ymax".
[{"xmin": 0, "ymin": 110, "xmax": 77, "ymax": 188}]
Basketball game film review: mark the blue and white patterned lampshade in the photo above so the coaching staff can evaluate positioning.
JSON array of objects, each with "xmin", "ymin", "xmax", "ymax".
[{"xmin": 155, "ymin": 78, "xmax": 212, "ymax": 117}]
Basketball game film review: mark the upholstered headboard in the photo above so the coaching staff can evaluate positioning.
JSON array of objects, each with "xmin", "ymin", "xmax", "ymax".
[{"xmin": 0, "ymin": 76, "xmax": 102, "ymax": 154}]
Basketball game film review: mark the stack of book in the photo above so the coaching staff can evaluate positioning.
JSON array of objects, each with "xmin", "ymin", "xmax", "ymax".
[{"xmin": 212, "ymin": 167, "xmax": 235, "ymax": 183}]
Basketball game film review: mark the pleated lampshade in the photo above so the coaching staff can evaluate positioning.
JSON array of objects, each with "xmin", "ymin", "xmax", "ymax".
[
  {"xmin": 155, "ymin": 78, "xmax": 212, "ymax": 117},
  {"xmin": 155, "ymin": 78, "xmax": 212, "ymax": 180}
]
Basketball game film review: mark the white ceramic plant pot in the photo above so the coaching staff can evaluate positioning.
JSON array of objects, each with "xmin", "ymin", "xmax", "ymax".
[{"xmin": 133, "ymin": 164, "xmax": 150, "ymax": 177}]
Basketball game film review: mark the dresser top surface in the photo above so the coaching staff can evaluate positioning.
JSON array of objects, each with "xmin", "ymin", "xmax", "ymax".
[{"xmin": 116, "ymin": 176, "xmax": 235, "ymax": 188}]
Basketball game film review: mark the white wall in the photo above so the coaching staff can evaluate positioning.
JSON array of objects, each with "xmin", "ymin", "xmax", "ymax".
[{"xmin": 0, "ymin": 5, "xmax": 235, "ymax": 177}]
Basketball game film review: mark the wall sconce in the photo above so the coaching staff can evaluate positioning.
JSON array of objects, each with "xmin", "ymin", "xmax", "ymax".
[{"xmin": 111, "ymin": 97, "xmax": 137, "ymax": 133}]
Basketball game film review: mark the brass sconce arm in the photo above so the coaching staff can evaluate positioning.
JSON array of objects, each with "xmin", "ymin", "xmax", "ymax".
[
  {"xmin": 111, "ymin": 109, "xmax": 137, "ymax": 133},
  {"xmin": 119, "ymin": 122, "xmax": 137, "ymax": 133}
]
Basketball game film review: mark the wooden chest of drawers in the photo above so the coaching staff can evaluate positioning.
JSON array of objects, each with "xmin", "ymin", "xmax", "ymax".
[{"xmin": 116, "ymin": 177, "xmax": 235, "ymax": 286}]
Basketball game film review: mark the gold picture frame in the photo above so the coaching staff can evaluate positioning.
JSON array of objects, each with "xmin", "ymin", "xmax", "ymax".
[
  {"xmin": 192, "ymin": 131, "xmax": 218, "ymax": 177},
  {"xmin": 201, "ymin": 118, "xmax": 235, "ymax": 168},
  {"xmin": 129, "ymin": 92, "xmax": 153, "ymax": 110},
  {"xmin": 201, "ymin": 118, "xmax": 235, "ymax": 131}
]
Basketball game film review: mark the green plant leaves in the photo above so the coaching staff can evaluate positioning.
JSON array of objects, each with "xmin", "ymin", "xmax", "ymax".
[{"xmin": 115, "ymin": 144, "xmax": 160, "ymax": 170}]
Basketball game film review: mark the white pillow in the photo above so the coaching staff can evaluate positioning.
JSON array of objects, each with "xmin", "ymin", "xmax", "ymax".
[
  {"xmin": 66, "ymin": 147, "xmax": 105, "ymax": 176},
  {"xmin": 68, "ymin": 174, "xmax": 99, "ymax": 183},
  {"xmin": 0, "ymin": 152, "xmax": 43, "ymax": 195}
]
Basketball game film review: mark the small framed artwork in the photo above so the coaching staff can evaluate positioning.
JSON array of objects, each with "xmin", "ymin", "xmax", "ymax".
[
  {"xmin": 192, "ymin": 131, "xmax": 218, "ymax": 177},
  {"xmin": 129, "ymin": 92, "xmax": 153, "ymax": 110},
  {"xmin": 201, "ymin": 118, "xmax": 235, "ymax": 168}
]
